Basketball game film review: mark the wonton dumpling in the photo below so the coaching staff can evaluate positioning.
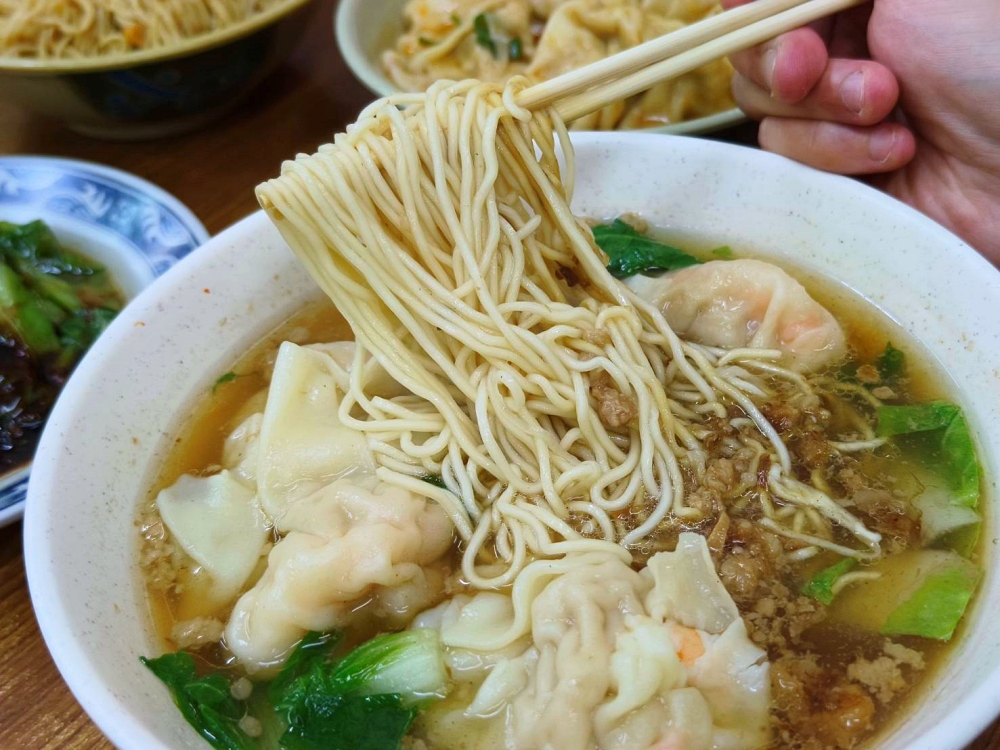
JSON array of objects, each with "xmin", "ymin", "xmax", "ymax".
[
  {"xmin": 423, "ymin": 536, "xmax": 768, "ymax": 750},
  {"xmin": 225, "ymin": 479, "xmax": 453, "ymax": 671},
  {"xmin": 156, "ymin": 471, "xmax": 268, "ymax": 604},
  {"xmin": 643, "ymin": 531, "xmax": 739, "ymax": 633},
  {"xmin": 689, "ymin": 619, "xmax": 771, "ymax": 749},
  {"xmin": 420, "ymin": 535, "xmax": 770, "ymax": 750},
  {"xmin": 222, "ymin": 412, "xmax": 262, "ymax": 487},
  {"xmin": 627, "ymin": 259, "xmax": 846, "ymax": 372},
  {"xmin": 256, "ymin": 342, "xmax": 374, "ymax": 520}
]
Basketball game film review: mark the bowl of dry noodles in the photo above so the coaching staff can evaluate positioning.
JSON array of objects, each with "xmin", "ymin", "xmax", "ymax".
[
  {"xmin": 0, "ymin": 0, "xmax": 315, "ymax": 139},
  {"xmin": 336, "ymin": 0, "xmax": 747, "ymax": 135},
  {"xmin": 24, "ymin": 80, "xmax": 1000, "ymax": 750}
]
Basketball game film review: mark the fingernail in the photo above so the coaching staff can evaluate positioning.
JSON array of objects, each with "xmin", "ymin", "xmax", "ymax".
[
  {"xmin": 840, "ymin": 71, "xmax": 866, "ymax": 115},
  {"xmin": 869, "ymin": 128, "xmax": 897, "ymax": 163},
  {"xmin": 762, "ymin": 44, "xmax": 779, "ymax": 92}
]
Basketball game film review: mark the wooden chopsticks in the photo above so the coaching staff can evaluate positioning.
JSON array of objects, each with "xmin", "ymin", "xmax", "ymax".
[{"xmin": 515, "ymin": 0, "xmax": 868, "ymax": 123}]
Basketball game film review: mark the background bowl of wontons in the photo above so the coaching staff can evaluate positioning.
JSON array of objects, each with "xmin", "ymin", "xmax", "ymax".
[
  {"xmin": 23, "ymin": 132, "xmax": 1000, "ymax": 749},
  {"xmin": 334, "ymin": 0, "xmax": 748, "ymax": 136}
]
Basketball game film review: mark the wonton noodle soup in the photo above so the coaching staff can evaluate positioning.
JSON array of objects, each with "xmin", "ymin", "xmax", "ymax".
[{"xmin": 138, "ymin": 79, "xmax": 984, "ymax": 750}]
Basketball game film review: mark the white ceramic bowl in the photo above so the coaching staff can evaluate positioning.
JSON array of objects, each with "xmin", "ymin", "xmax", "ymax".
[
  {"xmin": 334, "ymin": 0, "xmax": 747, "ymax": 136},
  {"xmin": 24, "ymin": 133, "xmax": 1000, "ymax": 749}
]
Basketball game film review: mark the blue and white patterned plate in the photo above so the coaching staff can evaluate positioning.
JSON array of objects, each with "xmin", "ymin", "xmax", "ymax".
[{"xmin": 0, "ymin": 156, "xmax": 208, "ymax": 527}]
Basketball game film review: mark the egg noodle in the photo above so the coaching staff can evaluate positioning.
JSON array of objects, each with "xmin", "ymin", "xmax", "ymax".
[
  {"xmin": 0, "ymin": 0, "xmax": 286, "ymax": 59},
  {"xmin": 256, "ymin": 79, "xmax": 882, "ymax": 586}
]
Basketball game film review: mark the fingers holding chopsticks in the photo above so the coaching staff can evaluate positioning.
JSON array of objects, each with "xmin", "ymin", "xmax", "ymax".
[
  {"xmin": 721, "ymin": 0, "xmax": 912, "ymax": 174},
  {"xmin": 732, "ymin": 58, "xmax": 899, "ymax": 126},
  {"xmin": 759, "ymin": 119, "xmax": 915, "ymax": 174}
]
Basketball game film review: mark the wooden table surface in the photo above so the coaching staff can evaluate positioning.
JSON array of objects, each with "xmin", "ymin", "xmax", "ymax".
[{"xmin": 0, "ymin": 1, "xmax": 996, "ymax": 748}]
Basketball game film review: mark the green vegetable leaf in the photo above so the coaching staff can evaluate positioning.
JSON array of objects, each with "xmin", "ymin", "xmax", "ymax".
[
  {"xmin": 0, "ymin": 221, "xmax": 121, "ymax": 361},
  {"xmin": 269, "ymin": 630, "xmax": 342, "ymax": 706},
  {"xmin": 327, "ymin": 629, "xmax": 447, "ymax": 698},
  {"xmin": 508, "ymin": 37, "xmax": 523, "ymax": 61},
  {"xmin": 876, "ymin": 402, "xmax": 959, "ymax": 436},
  {"xmin": 881, "ymin": 558, "xmax": 980, "ymax": 640},
  {"xmin": 142, "ymin": 650, "xmax": 197, "ymax": 685},
  {"xmin": 941, "ymin": 412, "xmax": 979, "ymax": 507},
  {"xmin": 417, "ymin": 36, "xmax": 435, "ymax": 46},
  {"xmin": 273, "ymin": 631, "xmax": 444, "ymax": 750},
  {"xmin": 421, "ymin": 474, "xmax": 448, "ymax": 489},
  {"xmin": 877, "ymin": 402, "xmax": 980, "ymax": 507},
  {"xmin": 875, "ymin": 342, "xmax": 905, "ymax": 380},
  {"xmin": 141, "ymin": 653, "xmax": 259, "ymax": 750},
  {"xmin": 213, "ymin": 371, "xmax": 239, "ymax": 394},
  {"xmin": 0, "ymin": 220, "xmax": 103, "ymax": 275},
  {"xmin": 19, "ymin": 301, "xmax": 61, "ymax": 353},
  {"xmin": 802, "ymin": 558, "xmax": 857, "ymax": 605},
  {"xmin": 186, "ymin": 675, "xmax": 239, "ymax": 710},
  {"xmin": 592, "ymin": 219, "xmax": 700, "ymax": 279},
  {"xmin": 942, "ymin": 522, "xmax": 982, "ymax": 559},
  {"xmin": 709, "ymin": 245, "xmax": 734, "ymax": 259},
  {"xmin": 473, "ymin": 14, "xmax": 497, "ymax": 57},
  {"xmin": 280, "ymin": 693, "xmax": 418, "ymax": 750},
  {"xmin": 0, "ymin": 262, "xmax": 26, "ymax": 308},
  {"xmin": 147, "ymin": 631, "xmax": 447, "ymax": 750},
  {"xmin": 55, "ymin": 307, "xmax": 118, "ymax": 369}
]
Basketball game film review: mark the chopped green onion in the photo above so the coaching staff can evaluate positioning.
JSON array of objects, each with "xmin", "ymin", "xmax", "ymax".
[
  {"xmin": 802, "ymin": 558, "xmax": 857, "ymax": 605},
  {"xmin": 473, "ymin": 13, "xmax": 497, "ymax": 57}
]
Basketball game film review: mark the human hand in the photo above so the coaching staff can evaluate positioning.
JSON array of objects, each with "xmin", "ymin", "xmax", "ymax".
[{"xmin": 723, "ymin": 0, "xmax": 1000, "ymax": 263}]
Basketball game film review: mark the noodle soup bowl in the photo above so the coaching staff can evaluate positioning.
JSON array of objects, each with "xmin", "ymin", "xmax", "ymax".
[
  {"xmin": 0, "ymin": 0, "xmax": 315, "ymax": 140},
  {"xmin": 335, "ymin": 0, "xmax": 747, "ymax": 137},
  {"xmin": 24, "ymin": 133, "xmax": 1000, "ymax": 748}
]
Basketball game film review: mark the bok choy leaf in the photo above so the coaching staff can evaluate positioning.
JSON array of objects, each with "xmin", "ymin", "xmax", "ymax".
[
  {"xmin": 592, "ymin": 219, "xmax": 700, "ymax": 279},
  {"xmin": 876, "ymin": 402, "xmax": 980, "ymax": 507}
]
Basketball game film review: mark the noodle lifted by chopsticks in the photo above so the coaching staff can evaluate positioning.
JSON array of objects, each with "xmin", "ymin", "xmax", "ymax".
[{"xmin": 257, "ymin": 79, "xmax": 881, "ymax": 585}]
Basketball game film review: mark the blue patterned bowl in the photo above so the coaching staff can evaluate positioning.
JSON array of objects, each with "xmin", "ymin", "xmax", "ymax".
[
  {"xmin": 0, "ymin": 0, "xmax": 313, "ymax": 140},
  {"xmin": 0, "ymin": 156, "xmax": 208, "ymax": 525}
]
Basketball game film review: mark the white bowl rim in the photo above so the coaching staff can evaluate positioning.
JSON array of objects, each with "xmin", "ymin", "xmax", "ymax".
[
  {"xmin": 24, "ymin": 132, "xmax": 1000, "ymax": 750},
  {"xmin": 333, "ymin": 0, "xmax": 748, "ymax": 137}
]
